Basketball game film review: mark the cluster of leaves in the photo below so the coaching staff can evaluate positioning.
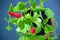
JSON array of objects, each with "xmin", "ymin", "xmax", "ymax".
[{"xmin": 5, "ymin": 0, "xmax": 57, "ymax": 40}]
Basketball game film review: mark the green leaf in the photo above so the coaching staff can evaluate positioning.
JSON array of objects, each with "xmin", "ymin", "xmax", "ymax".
[
  {"xmin": 13, "ymin": 6, "xmax": 19, "ymax": 12},
  {"xmin": 9, "ymin": 18, "xmax": 18, "ymax": 25},
  {"xmin": 46, "ymin": 24, "xmax": 53, "ymax": 31},
  {"xmin": 26, "ymin": 35, "xmax": 36, "ymax": 40},
  {"xmin": 16, "ymin": 24, "xmax": 31, "ymax": 33},
  {"xmin": 18, "ymin": 17, "xmax": 25, "ymax": 30},
  {"xmin": 17, "ymin": 17, "xmax": 29, "ymax": 31},
  {"xmin": 24, "ymin": 14, "xmax": 32, "ymax": 24},
  {"xmin": 8, "ymin": 3, "xmax": 13, "ymax": 12},
  {"xmin": 25, "ymin": 14, "xmax": 32, "ymax": 19},
  {"xmin": 36, "ymin": 27, "xmax": 41, "ymax": 33},
  {"xmin": 34, "ymin": 18, "xmax": 42, "ymax": 33},
  {"xmin": 24, "ymin": 18, "xmax": 32, "ymax": 24},
  {"xmin": 31, "ymin": 1, "xmax": 36, "ymax": 8},
  {"xmin": 40, "ymin": 0, "xmax": 46, "ymax": 2},
  {"xmin": 17, "ymin": 2, "xmax": 26, "ymax": 10},
  {"xmin": 18, "ymin": 20, "xmax": 25, "ymax": 30},
  {"xmin": 13, "ymin": 2, "xmax": 26, "ymax": 12},
  {"xmin": 19, "ymin": 36, "xmax": 26, "ymax": 40},
  {"xmin": 16, "ymin": 32, "xmax": 23, "ymax": 36},
  {"xmin": 43, "ymin": 18, "xmax": 48, "ymax": 24},
  {"xmin": 44, "ymin": 26, "xmax": 49, "ymax": 34},
  {"xmin": 6, "ymin": 25, "xmax": 12, "ymax": 31},
  {"xmin": 23, "ymin": 8, "xmax": 28, "ymax": 12},
  {"xmin": 36, "ymin": 36, "xmax": 44, "ymax": 40},
  {"xmin": 40, "ymin": 0, "xmax": 46, "ymax": 7},
  {"xmin": 45, "ymin": 8, "xmax": 54, "ymax": 18},
  {"xmin": 24, "ymin": 24, "xmax": 31, "ymax": 31},
  {"xmin": 44, "ymin": 24, "xmax": 53, "ymax": 34},
  {"xmin": 16, "ymin": 27, "xmax": 21, "ymax": 32},
  {"xmin": 33, "ymin": 12, "xmax": 39, "ymax": 21},
  {"xmin": 19, "ymin": 36, "xmax": 32, "ymax": 40},
  {"xmin": 48, "ymin": 37, "xmax": 54, "ymax": 40},
  {"xmin": 32, "ymin": 8, "xmax": 47, "ymax": 12}
]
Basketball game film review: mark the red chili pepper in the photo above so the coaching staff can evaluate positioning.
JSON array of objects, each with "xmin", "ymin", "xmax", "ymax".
[
  {"xmin": 8, "ymin": 12, "xmax": 16, "ymax": 17},
  {"xmin": 30, "ymin": 28, "xmax": 36, "ymax": 34},
  {"xmin": 8, "ymin": 12, "xmax": 22, "ymax": 18},
  {"xmin": 15, "ymin": 13, "xmax": 22, "ymax": 18}
]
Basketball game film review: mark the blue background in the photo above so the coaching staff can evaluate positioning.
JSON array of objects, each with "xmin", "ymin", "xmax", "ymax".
[{"xmin": 0, "ymin": 0, "xmax": 60, "ymax": 40}]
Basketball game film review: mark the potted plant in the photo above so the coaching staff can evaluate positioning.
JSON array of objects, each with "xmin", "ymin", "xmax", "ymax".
[{"xmin": 5, "ymin": 0, "xmax": 58, "ymax": 40}]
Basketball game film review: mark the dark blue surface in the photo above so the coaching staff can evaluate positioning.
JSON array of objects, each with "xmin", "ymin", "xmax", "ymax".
[{"xmin": 0, "ymin": 0, "xmax": 60, "ymax": 40}]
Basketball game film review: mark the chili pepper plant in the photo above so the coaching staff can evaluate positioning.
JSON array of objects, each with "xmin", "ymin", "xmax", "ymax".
[{"xmin": 5, "ymin": 0, "xmax": 58, "ymax": 40}]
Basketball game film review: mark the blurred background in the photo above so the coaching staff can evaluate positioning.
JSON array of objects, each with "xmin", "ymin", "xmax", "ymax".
[{"xmin": 0, "ymin": 0, "xmax": 60, "ymax": 40}]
